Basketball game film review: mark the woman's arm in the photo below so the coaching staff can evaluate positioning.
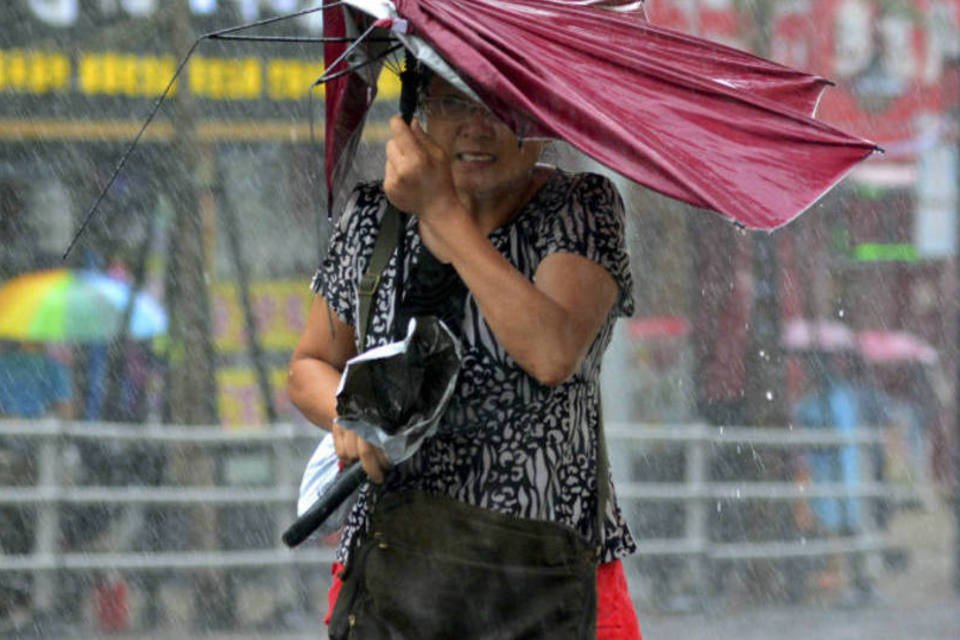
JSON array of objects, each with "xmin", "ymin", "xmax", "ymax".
[
  {"xmin": 289, "ymin": 293, "xmax": 392, "ymax": 482},
  {"xmin": 287, "ymin": 296, "xmax": 357, "ymax": 431},
  {"xmin": 424, "ymin": 217, "xmax": 618, "ymax": 385},
  {"xmin": 385, "ymin": 116, "xmax": 620, "ymax": 385}
]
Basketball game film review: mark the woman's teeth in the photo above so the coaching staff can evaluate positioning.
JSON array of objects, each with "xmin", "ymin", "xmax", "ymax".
[{"xmin": 457, "ymin": 153, "xmax": 495, "ymax": 162}]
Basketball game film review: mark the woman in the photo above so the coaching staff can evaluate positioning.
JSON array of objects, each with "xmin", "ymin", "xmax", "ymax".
[{"xmin": 288, "ymin": 71, "xmax": 642, "ymax": 639}]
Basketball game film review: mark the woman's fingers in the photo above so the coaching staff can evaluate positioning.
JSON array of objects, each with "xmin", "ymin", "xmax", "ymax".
[
  {"xmin": 409, "ymin": 119, "xmax": 443, "ymax": 160},
  {"xmin": 331, "ymin": 422, "xmax": 391, "ymax": 483},
  {"xmin": 331, "ymin": 422, "xmax": 356, "ymax": 465},
  {"xmin": 384, "ymin": 116, "xmax": 455, "ymax": 215},
  {"xmin": 357, "ymin": 439, "xmax": 390, "ymax": 484}
]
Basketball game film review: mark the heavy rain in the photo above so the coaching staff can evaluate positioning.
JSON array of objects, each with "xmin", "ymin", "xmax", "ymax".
[{"xmin": 0, "ymin": 1, "xmax": 958, "ymax": 638}]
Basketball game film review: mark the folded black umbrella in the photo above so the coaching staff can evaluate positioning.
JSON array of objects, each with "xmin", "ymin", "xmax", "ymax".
[{"xmin": 283, "ymin": 316, "xmax": 461, "ymax": 547}]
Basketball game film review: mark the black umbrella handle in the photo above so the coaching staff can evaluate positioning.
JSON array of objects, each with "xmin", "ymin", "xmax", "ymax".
[
  {"xmin": 282, "ymin": 463, "xmax": 366, "ymax": 548},
  {"xmin": 399, "ymin": 49, "xmax": 418, "ymax": 124}
]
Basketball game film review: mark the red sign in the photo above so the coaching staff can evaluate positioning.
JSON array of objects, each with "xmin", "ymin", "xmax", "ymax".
[
  {"xmin": 648, "ymin": 0, "xmax": 960, "ymax": 165},
  {"xmin": 805, "ymin": 0, "xmax": 951, "ymax": 155}
]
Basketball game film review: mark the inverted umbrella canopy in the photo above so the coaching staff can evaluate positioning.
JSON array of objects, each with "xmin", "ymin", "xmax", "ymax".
[
  {"xmin": 0, "ymin": 269, "xmax": 167, "ymax": 343},
  {"xmin": 323, "ymin": 0, "xmax": 878, "ymax": 229}
]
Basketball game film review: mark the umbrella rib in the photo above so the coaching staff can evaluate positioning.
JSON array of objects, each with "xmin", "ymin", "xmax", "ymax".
[
  {"xmin": 64, "ymin": 37, "xmax": 201, "ymax": 260},
  {"xmin": 64, "ymin": 1, "xmax": 348, "ymax": 259},
  {"xmin": 314, "ymin": 43, "xmax": 403, "ymax": 86},
  {"xmin": 305, "ymin": 21, "xmax": 400, "ymax": 145},
  {"xmin": 315, "ymin": 21, "xmax": 389, "ymax": 79},
  {"xmin": 308, "ymin": 42, "xmax": 404, "ymax": 146},
  {"xmin": 200, "ymin": 3, "xmax": 341, "ymax": 39},
  {"xmin": 208, "ymin": 34, "xmax": 394, "ymax": 44}
]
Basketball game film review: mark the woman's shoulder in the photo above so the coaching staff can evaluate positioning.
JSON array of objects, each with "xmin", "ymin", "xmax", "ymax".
[
  {"xmin": 567, "ymin": 171, "xmax": 622, "ymax": 204},
  {"xmin": 528, "ymin": 169, "xmax": 623, "ymax": 231},
  {"xmin": 548, "ymin": 168, "xmax": 618, "ymax": 193},
  {"xmin": 534, "ymin": 169, "xmax": 621, "ymax": 215}
]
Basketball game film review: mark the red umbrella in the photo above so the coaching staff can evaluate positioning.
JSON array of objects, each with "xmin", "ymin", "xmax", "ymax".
[
  {"xmin": 627, "ymin": 315, "xmax": 690, "ymax": 341},
  {"xmin": 781, "ymin": 318, "xmax": 856, "ymax": 353},
  {"xmin": 857, "ymin": 330, "xmax": 939, "ymax": 365},
  {"xmin": 321, "ymin": 0, "xmax": 878, "ymax": 230}
]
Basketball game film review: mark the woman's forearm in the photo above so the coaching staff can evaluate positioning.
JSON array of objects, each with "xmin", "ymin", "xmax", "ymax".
[
  {"xmin": 422, "ymin": 216, "xmax": 613, "ymax": 386},
  {"xmin": 287, "ymin": 357, "xmax": 345, "ymax": 430}
]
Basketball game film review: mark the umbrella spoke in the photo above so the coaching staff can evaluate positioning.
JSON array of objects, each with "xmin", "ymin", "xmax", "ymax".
[
  {"xmin": 314, "ymin": 43, "xmax": 403, "ymax": 86},
  {"xmin": 65, "ymin": 1, "xmax": 350, "ymax": 258},
  {"xmin": 308, "ymin": 42, "xmax": 404, "ymax": 148},
  {"xmin": 201, "ymin": 2, "xmax": 340, "ymax": 39},
  {"xmin": 208, "ymin": 35, "xmax": 394, "ymax": 44}
]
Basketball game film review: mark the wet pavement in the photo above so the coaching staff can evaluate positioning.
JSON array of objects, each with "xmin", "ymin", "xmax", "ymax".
[
  {"xmin": 637, "ymin": 496, "xmax": 960, "ymax": 639},
  {"xmin": 19, "ymin": 495, "xmax": 958, "ymax": 639}
]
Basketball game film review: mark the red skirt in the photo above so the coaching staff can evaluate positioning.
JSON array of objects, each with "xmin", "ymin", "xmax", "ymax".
[{"xmin": 325, "ymin": 558, "xmax": 642, "ymax": 639}]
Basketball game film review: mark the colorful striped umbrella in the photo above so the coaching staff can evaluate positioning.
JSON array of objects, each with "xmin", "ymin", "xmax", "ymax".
[{"xmin": 0, "ymin": 269, "xmax": 167, "ymax": 343}]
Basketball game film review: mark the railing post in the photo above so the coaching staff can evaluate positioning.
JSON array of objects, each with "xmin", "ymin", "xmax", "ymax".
[
  {"xmin": 857, "ymin": 428, "xmax": 880, "ymax": 586},
  {"xmin": 33, "ymin": 419, "xmax": 61, "ymax": 614},
  {"xmin": 685, "ymin": 427, "xmax": 708, "ymax": 602},
  {"xmin": 273, "ymin": 423, "xmax": 298, "ymax": 614}
]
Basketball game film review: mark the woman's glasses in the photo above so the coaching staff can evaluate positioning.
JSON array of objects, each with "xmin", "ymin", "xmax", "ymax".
[{"xmin": 420, "ymin": 95, "xmax": 493, "ymax": 121}]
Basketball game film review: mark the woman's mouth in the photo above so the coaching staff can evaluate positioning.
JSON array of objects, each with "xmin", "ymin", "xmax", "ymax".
[{"xmin": 456, "ymin": 152, "xmax": 495, "ymax": 163}]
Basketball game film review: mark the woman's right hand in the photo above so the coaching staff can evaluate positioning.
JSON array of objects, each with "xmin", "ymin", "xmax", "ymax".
[{"xmin": 331, "ymin": 421, "xmax": 391, "ymax": 484}]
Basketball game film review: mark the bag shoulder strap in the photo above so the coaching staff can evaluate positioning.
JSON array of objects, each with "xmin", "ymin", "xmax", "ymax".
[{"xmin": 357, "ymin": 203, "xmax": 403, "ymax": 347}]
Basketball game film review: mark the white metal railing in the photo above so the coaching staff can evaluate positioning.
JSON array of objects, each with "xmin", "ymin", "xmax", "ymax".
[
  {"xmin": 0, "ymin": 418, "xmax": 917, "ymax": 629},
  {"xmin": 604, "ymin": 422, "xmax": 915, "ymax": 564}
]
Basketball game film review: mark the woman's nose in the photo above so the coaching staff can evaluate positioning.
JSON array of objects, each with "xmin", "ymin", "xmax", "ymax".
[{"xmin": 457, "ymin": 107, "xmax": 499, "ymax": 136}]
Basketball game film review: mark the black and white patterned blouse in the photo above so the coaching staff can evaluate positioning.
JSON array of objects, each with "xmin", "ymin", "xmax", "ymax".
[{"xmin": 311, "ymin": 169, "xmax": 637, "ymax": 564}]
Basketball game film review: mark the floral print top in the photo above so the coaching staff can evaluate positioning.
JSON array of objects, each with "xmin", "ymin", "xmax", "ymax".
[{"xmin": 312, "ymin": 169, "xmax": 637, "ymax": 564}]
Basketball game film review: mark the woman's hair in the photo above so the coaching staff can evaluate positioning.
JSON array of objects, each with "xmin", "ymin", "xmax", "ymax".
[{"xmin": 416, "ymin": 60, "xmax": 434, "ymax": 97}]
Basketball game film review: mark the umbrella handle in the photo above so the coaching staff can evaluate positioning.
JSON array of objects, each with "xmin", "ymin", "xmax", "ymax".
[
  {"xmin": 282, "ymin": 463, "xmax": 366, "ymax": 548},
  {"xmin": 399, "ymin": 49, "xmax": 418, "ymax": 124}
]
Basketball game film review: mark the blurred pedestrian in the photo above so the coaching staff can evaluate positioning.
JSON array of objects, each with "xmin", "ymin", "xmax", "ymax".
[
  {"xmin": 793, "ymin": 350, "xmax": 875, "ymax": 605},
  {"xmin": 0, "ymin": 339, "xmax": 73, "ymax": 628},
  {"xmin": 0, "ymin": 340, "xmax": 73, "ymax": 420},
  {"xmin": 0, "ymin": 181, "xmax": 38, "ymax": 281}
]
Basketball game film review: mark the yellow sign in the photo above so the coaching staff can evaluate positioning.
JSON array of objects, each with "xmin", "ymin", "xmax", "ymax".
[
  {"xmin": 217, "ymin": 366, "xmax": 292, "ymax": 426},
  {"xmin": 210, "ymin": 279, "xmax": 314, "ymax": 353},
  {"xmin": 78, "ymin": 52, "xmax": 177, "ymax": 97},
  {"xmin": 1, "ymin": 48, "xmax": 402, "ymax": 102},
  {"xmin": 0, "ymin": 50, "xmax": 70, "ymax": 93}
]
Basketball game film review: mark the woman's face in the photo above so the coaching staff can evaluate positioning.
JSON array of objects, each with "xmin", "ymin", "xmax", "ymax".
[{"xmin": 421, "ymin": 76, "xmax": 544, "ymax": 205}]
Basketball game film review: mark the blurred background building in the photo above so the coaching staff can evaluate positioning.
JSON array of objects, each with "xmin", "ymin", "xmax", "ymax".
[
  {"xmin": 1, "ymin": 0, "xmax": 957, "ymax": 434},
  {"xmin": 1, "ymin": 0, "xmax": 959, "ymax": 635},
  {"xmin": 620, "ymin": 0, "xmax": 960, "ymax": 475},
  {"xmin": 0, "ymin": 0, "xmax": 401, "ymax": 426}
]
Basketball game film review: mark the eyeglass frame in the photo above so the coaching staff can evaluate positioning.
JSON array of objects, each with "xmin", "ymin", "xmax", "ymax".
[{"xmin": 419, "ymin": 94, "xmax": 495, "ymax": 121}]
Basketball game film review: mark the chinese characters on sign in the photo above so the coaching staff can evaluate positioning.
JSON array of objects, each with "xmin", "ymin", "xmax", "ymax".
[{"xmin": 0, "ymin": 49, "xmax": 405, "ymax": 102}]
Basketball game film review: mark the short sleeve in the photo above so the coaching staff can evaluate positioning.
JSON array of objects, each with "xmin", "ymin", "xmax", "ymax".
[
  {"xmin": 309, "ymin": 184, "xmax": 382, "ymax": 328},
  {"xmin": 536, "ymin": 173, "xmax": 635, "ymax": 317}
]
